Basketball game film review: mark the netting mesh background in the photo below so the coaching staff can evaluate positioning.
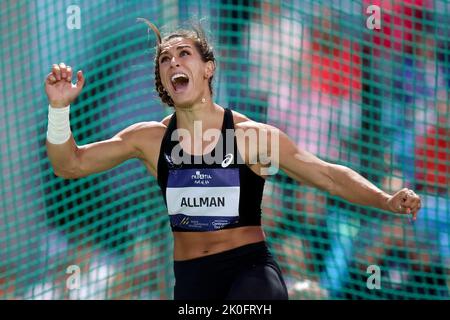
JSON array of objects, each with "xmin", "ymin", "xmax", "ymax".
[{"xmin": 1, "ymin": 0, "xmax": 449, "ymax": 299}]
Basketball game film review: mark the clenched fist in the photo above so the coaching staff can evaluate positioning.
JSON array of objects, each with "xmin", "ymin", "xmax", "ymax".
[
  {"xmin": 45, "ymin": 62, "xmax": 85, "ymax": 108},
  {"xmin": 387, "ymin": 188, "xmax": 421, "ymax": 221}
]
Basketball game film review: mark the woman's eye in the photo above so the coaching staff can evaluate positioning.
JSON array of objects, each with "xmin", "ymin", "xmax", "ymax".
[
  {"xmin": 160, "ymin": 56, "xmax": 169, "ymax": 63},
  {"xmin": 180, "ymin": 50, "xmax": 190, "ymax": 57}
]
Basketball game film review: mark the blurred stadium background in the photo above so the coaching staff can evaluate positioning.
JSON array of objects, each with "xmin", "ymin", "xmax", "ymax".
[{"xmin": 0, "ymin": 0, "xmax": 449, "ymax": 299}]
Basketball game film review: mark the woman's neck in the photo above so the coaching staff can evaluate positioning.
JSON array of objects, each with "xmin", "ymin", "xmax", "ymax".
[
  {"xmin": 175, "ymin": 101, "xmax": 224, "ymax": 132},
  {"xmin": 173, "ymin": 102, "xmax": 225, "ymax": 156}
]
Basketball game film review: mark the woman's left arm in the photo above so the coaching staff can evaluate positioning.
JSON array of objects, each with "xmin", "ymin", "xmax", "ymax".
[{"xmin": 261, "ymin": 125, "xmax": 421, "ymax": 220}]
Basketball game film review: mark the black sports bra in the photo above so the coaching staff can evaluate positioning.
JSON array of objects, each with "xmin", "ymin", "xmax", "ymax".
[{"xmin": 157, "ymin": 108, "xmax": 265, "ymax": 232}]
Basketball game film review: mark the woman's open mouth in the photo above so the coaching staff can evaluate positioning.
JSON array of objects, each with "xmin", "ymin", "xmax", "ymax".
[{"xmin": 171, "ymin": 73, "xmax": 189, "ymax": 93}]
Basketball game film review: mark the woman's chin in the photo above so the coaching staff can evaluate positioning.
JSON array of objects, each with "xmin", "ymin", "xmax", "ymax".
[{"xmin": 173, "ymin": 99, "xmax": 194, "ymax": 109}]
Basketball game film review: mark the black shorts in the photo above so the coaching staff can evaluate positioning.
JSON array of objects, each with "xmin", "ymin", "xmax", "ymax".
[{"xmin": 173, "ymin": 241, "xmax": 288, "ymax": 300}]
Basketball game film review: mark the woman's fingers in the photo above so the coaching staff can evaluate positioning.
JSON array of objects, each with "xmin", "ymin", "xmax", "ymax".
[
  {"xmin": 66, "ymin": 65, "xmax": 73, "ymax": 82},
  {"xmin": 52, "ymin": 64, "xmax": 61, "ymax": 80},
  {"xmin": 74, "ymin": 70, "xmax": 85, "ymax": 93},
  {"xmin": 46, "ymin": 72, "xmax": 57, "ymax": 84},
  {"xmin": 59, "ymin": 62, "xmax": 67, "ymax": 80}
]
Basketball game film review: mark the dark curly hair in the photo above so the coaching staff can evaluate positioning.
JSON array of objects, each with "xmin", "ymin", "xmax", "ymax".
[{"xmin": 153, "ymin": 27, "xmax": 216, "ymax": 107}]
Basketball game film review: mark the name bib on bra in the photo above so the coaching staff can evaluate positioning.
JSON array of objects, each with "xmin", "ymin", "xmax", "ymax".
[{"xmin": 166, "ymin": 168, "xmax": 240, "ymax": 231}]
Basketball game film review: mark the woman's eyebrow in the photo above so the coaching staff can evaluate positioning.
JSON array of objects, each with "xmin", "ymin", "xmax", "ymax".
[{"xmin": 160, "ymin": 45, "xmax": 192, "ymax": 56}]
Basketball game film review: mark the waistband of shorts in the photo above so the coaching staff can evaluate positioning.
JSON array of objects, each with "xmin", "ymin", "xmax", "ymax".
[{"xmin": 174, "ymin": 241, "xmax": 270, "ymax": 266}]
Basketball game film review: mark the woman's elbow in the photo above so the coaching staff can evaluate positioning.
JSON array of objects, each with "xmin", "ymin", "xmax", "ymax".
[
  {"xmin": 53, "ymin": 165, "xmax": 80, "ymax": 179},
  {"xmin": 322, "ymin": 164, "xmax": 337, "ymax": 195}
]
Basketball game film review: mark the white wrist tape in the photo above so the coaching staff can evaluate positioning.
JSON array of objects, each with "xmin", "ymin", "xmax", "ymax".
[{"xmin": 47, "ymin": 105, "xmax": 71, "ymax": 144}]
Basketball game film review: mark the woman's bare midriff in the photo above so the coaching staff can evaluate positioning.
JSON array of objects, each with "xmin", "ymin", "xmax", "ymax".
[{"xmin": 173, "ymin": 226, "xmax": 266, "ymax": 261}]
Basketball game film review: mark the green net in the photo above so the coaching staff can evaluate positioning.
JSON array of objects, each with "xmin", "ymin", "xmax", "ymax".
[{"xmin": 1, "ymin": 0, "xmax": 449, "ymax": 300}]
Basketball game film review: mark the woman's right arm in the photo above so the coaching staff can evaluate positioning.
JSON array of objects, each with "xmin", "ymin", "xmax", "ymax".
[
  {"xmin": 46, "ymin": 123, "xmax": 148, "ymax": 179},
  {"xmin": 45, "ymin": 63, "xmax": 163, "ymax": 179}
]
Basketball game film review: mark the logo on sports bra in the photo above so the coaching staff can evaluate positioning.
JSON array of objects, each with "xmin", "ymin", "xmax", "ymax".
[
  {"xmin": 190, "ymin": 170, "xmax": 212, "ymax": 185},
  {"xmin": 212, "ymin": 219, "xmax": 232, "ymax": 229},
  {"xmin": 165, "ymin": 153, "xmax": 182, "ymax": 168},
  {"xmin": 221, "ymin": 153, "xmax": 234, "ymax": 168}
]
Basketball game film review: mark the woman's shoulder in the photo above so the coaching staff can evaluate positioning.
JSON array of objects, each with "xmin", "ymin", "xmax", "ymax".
[
  {"xmin": 230, "ymin": 109, "xmax": 250, "ymax": 124},
  {"xmin": 160, "ymin": 113, "xmax": 173, "ymax": 126},
  {"xmin": 230, "ymin": 109, "xmax": 270, "ymax": 131}
]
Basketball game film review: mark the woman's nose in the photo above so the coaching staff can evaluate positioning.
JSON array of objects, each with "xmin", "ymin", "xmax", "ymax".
[{"xmin": 170, "ymin": 57, "xmax": 179, "ymax": 67}]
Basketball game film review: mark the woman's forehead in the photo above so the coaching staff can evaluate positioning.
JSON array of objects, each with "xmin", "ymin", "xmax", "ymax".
[{"xmin": 160, "ymin": 37, "xmax": 195, "ymax": 53}]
